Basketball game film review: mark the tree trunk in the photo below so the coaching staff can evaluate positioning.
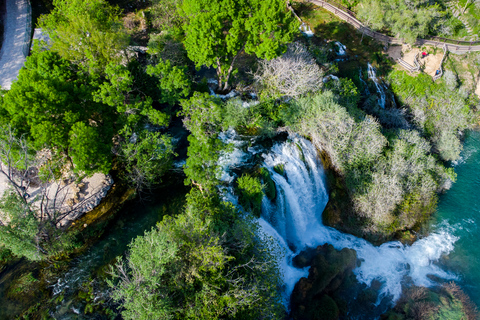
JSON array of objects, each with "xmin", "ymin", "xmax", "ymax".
[{"xmin": 215, "ymin": 51, "xmax": 242, "ymax": 94}]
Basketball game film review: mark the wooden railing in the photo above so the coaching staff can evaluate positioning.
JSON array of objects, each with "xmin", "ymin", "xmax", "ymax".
[
  {"xmin": 305, "ymin": 0, "xmax": 480, "ymax": 54},
  {"xmin": 433, "ymin": 45, "xmax": 448, "ymax": 81}
]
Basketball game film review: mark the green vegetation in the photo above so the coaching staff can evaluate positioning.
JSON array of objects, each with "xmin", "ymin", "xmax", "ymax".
[
  {"xmin": 383, "ymin": 283, "xmax": 477, "ymax": 320},
  {"xmin": 39, "ymin": 0, "xmax": 130, "ymax": 75},
  {"xmin": 2, "ymin": 0, "xmax": 480, "ymax": 317},
  {"xmin": 180, "ymin": 0, "xmax": 299, "ymax": 91},
  {"xmin": 109, "ymin": 191, "xmax": 283, "ymax": 320},
  {"xmin": 286, "ymin": 90, "xmax": 453, "ymax": 233},
  {"xmin": 356, "ymin": 0, "xmax": 443, "ymax": 43},
  {"xmin": 236, "ymin": 174, "xmax": 264, "ymax": 217},
  {"xmin": 389, "ymin": 70, "xmax": 475, "ymax": 161}
]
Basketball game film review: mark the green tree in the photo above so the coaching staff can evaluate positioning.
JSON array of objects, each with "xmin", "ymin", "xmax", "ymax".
[
  {"xmin": 237, "ymin": 174, "xmax": 264, "ymax": 217},
  {"xmin": 118, "ymin": 131, "xmax": 176, "ymax": 191},
  {"xmin": 39, "ymin": 0, "xmax": 130, "ymax": 75},
  {"xmin": 1, "ymin": 49, "xmax": 116, "ymax": 174},
  {"xmin": 180, "ymin": 0, "xmax": 298, "ymax": 91},
  {"xmin": 146, "ymin": 59, "xmax": 191, "ymax": 105},
  {"xmin": 357, "ymin": 0, "xmax": 443, "ymax": 43},
  {"xmin": 69, "ymin": 122, "xmax": 111, "ymax": 175},
  {"xmin": 0, "ymin": 190, "xmax": 41, "ymax": 261},
  {"xmin": 150, "ymin": 0, "xmax": 182, "ymax": 32},
  {"xmin": 109, "ymin": 192, "xmax": 283, "ymax": 319},
  {"xmin": 179, "ymin": 93, "xmax": 226, "ymax": 193}
]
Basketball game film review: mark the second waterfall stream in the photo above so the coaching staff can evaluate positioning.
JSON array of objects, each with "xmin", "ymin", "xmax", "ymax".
[{"xmin": 221, "ymin": 133, "xmax": 459, "ymax": 309}]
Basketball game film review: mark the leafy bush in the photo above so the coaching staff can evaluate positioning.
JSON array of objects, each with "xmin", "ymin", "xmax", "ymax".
[
  {"xmin": 389, "ymin": 70, "xmax": 475, "ymax": 162},
  {"xmin": 356, "ymin": 0, "xmax": 444, "ymax": 43},
  {"xmin": 287, "ymin": 91, "xmax": 452, "ymax": 233},
  {"xmin": 109, "ymin": 191, "xmax": 284, "ymax": 319},
  {"xmin": 236, "ymin": 174, "xmax": 264, "ymax": 217}
]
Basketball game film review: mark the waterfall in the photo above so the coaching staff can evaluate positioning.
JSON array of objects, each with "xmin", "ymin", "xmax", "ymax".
[
  {"xmin": 335, "ymin": 41, "xmax": 347, "ymax": 56},
  {"xmin": 257, "ymin": 136, "xmax": 457, "ymax": 304},
  {"xmin": 359, "ymin": 67, "xmax": 370, "ymax": 95},
  {"xmin": 299, "ymin": 23, "xmax": 314, "ymax": 37},
  {"xmin": 367, "ymin": 63, "xmax": 387, "ymax": 108}
]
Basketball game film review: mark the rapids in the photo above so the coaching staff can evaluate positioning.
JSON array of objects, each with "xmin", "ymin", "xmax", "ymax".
[{"xmin": 225, "ymin": 136, "xmax": 459, "ymax": 308}]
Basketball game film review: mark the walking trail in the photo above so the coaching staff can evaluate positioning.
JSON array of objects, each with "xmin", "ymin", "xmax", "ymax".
[
  {"xmin": 305, "ymin": 0, "xmax": 480, "ymax": 54},
  {"xmin": 0, "ymin": 0, "xmax": 30, "ymax": 90}
]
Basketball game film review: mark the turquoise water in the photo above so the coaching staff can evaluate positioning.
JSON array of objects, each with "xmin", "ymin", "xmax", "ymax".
[{"xmin": 433, "ymin": 130, "xmax": 480, "ymax": 306}]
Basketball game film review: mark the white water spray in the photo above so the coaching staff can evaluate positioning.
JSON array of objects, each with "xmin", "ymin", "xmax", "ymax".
[
  {"xmin": 359, "ymin": 67, "xmax": 370, "ymax": 95},
  {"xmin": 258, "ymin": 137, "xmax": 457, "ymax": 304},
  {"xmin": 367, "ymin": 63, "xmax": 387, "ymax": 108},
  {"xmin": 335, "ymin": 41, "xmax": 347, "ymax": 56},
  {"xmin": 299, "ymin": 23, "xmax": 314, "ymax": 37}
]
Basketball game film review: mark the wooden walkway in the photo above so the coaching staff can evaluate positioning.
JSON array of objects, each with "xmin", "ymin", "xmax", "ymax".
[{"xmin": 307, "ymin": 0, "xmax": 480, "ymax": 55}]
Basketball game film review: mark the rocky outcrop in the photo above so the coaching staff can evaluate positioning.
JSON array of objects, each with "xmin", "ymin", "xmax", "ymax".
[{"xmin": 290, "ymin": 244, "xmax": 357, "ymax": 320}]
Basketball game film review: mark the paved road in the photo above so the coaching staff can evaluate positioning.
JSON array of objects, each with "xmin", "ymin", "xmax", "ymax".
[{"xmin": 0, "ymin": 0, "xmax": 30, "ymax": 90}]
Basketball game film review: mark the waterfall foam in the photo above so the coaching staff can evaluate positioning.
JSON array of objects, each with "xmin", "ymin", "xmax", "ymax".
[
  {"xmin": 299, "ymin": 23, "xmax": 314, "ymax": 37},
  {"xmin": 335, "ymin": 41, "xmax": 347, "ymax": 56},
  {"xmin": 359, "ymin": 67, "xmax": 370, "ymax": 95},
  {"xmin": 257, "ymin": 136, "xmax": 457, "ymax": 305},
  {"xmin": 367, "ymin": 63, "xmax": 387, "ymax": 108}
]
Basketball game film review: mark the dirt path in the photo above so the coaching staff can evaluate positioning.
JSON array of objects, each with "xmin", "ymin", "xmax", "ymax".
[
  {"xmin": 0, "ymin": 0, "xmax": 31, "ymax": 90},
  {"xmin": 402, "ymin": 47, "xmax": 444, "ymax": 77}
]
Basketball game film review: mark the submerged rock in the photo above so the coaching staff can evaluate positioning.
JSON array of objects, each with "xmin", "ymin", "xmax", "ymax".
[
  {"xmin": 381, "ymin": 283, "xmax": 478, "ymax": 320},
  {"xmin": 290, "ymin": 244, "xmax": 357, "ymax": 320}
]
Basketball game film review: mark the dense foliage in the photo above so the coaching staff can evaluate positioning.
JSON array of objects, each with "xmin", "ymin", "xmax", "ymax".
[
  {"xmin": 356, "ymin": 0, "xmax": 443, "ymax": 43},
  {"xmin": 287, "ymin": 91, "xmax": 453, "ymax": 231},
  {"xmin": 389, "ymin": 71, "xmax": 475, "ymax": 161},
  {"xmin": 2, "ymin": 0, "xmax": 480, "ymax": 318},
  {"xmin": 179, "ymin": 0, "xmax": 299, "ymax": 91},
  {"xmin": 39, "ymin": 0, "xmax": 130, "ymax": 75},
  {"xmin": 109, "ymin": 192, "xmax": 284, "ymax": 319}
]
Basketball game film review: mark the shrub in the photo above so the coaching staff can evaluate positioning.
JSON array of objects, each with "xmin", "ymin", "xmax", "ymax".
[
  {"xmin": 254, "ymin": 42, "xmax": 324, "ymax": 99},
  {"xmin": 237, "ymin": 174, "xmax": 264, "ymax": 217}
]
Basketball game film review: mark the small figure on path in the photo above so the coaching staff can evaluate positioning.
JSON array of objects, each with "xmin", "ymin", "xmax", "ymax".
[
  {"xmin": 435, "ymin": 69, "xmax": 440, "ymax": 76},
  {"xmin": 422, "ymin": 51, "xmax": 428, "ymax": 58}
]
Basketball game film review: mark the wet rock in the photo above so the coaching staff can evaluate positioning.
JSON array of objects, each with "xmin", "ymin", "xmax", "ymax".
[{"xmin": 290, "ymin": 244, "xmax": 357, "ymax": 320}]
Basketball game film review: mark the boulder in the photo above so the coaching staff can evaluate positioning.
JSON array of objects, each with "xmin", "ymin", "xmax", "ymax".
[{"xmin": 290, "ymin": 244, "xmax": 357, "ymax": 320}]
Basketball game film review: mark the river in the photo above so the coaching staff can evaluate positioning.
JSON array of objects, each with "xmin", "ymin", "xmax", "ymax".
[
  {"xmin": 1, "ymin": 130, "xmax": 478, "ymax": 318},
  {"xmin": 431, "ymin": 129, "xmax": 480, "ymax": 307}
]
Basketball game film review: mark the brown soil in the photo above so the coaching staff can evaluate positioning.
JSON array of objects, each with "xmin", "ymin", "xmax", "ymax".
[{"xmin": 402, "ymin": 46, "xmax": 444, "ymax": 77}]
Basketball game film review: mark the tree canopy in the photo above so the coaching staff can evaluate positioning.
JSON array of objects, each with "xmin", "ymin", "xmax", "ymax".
[
  {"xmin": 180, "ymin": 0, "xmax": 299, "ymax": 91},
  {"xmin": 39, "ymin": 0, "xmax": 130, "ymax": 75},
  {"xmin": 1, "ymin": 49, "xmax": 115, "ymax": 174},
  {"xmin": 109, "ymin": 191, "xmax": 283, "ymax": 320},
  {"xmin": 356, "ymin": 0, "xmax": 443, "ymax": 43}
]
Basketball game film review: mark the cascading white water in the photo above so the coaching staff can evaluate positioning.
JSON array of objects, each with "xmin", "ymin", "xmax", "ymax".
[
  {"xmin": 335, "ymin": 41, "xmax": 347, "ymax": 56},
  {"xmin": 367, "ymin": 63, "xmax": 387, "ymax": 109},
  {"xmin": 299, "ymin": 23, "xmax": 314, "ymax": 37},
  {"xmin": 359, "ymin": 67, "xmax": 370, "ymax": 95},
  {"xmin": 259, "ymin": 136, "xmax": 457, "ymax": 304}
]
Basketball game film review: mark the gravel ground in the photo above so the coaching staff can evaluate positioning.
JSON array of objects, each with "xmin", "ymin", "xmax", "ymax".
[{"xmin": 0, "ymin": 0, "xmax": 30, "ymax": 90}]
